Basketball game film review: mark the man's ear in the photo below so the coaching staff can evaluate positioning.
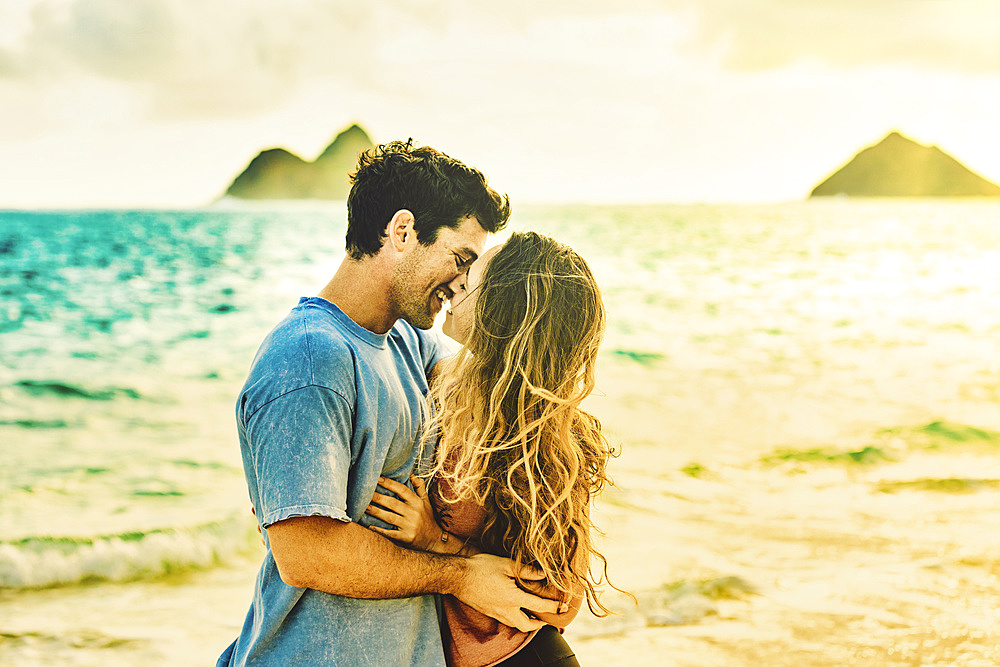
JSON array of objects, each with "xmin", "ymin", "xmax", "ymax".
[{"xmin": 386, "ymin": 210, "xmax": 416, "ymax": 253}]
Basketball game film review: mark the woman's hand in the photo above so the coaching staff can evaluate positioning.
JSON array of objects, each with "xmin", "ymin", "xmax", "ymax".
[{"xmin": 366, "ymin": 475, "xmax": 447, "ymax": 552}]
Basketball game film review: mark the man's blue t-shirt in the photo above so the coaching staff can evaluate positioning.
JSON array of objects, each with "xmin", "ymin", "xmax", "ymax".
[{"xmin": 218, "ymin": 297, "xmax": 453, "ymax": 667}]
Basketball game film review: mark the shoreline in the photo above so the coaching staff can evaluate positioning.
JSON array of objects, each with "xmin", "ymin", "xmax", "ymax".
[{"xmin": 4, "ymin": 421, "xmax": 999, "ymax": 666}]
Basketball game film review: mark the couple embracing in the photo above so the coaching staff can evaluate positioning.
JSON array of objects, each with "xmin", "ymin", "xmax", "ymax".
[{"xmin": 218, "ymin": 140, "xmax": 617, "ymax": 667}]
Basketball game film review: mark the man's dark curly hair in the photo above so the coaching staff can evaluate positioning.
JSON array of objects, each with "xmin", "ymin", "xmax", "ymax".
[{"xmin": 345, "ymin": 140, "xmax": 511, "ymax": 259}]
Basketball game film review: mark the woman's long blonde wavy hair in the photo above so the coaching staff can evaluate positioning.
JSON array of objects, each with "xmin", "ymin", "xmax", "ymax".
[{"xmin": 427, "ymin": 231, "xmax": 619, "ymax": 615}]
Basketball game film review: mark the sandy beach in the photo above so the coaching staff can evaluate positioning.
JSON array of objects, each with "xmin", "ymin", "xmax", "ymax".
[{"xmin": 5, "ymin": 360, "xmax": 1000, "ymax": 666}]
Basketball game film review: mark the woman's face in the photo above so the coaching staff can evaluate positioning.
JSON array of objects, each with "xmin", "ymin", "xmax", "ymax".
[{"xmin": 442, "ymin": 245, "xmax": 499, "ymax": 344}]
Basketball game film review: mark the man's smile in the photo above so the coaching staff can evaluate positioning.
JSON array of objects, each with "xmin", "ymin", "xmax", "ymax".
[{"xmin": 433, "ymin": 286, "xmax": 452, "ymax": 312}]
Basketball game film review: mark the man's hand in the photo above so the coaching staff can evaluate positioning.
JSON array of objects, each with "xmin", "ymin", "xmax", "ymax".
[
  {"xmin": 517, "ymin": 577, "xmax": 584, "ymax": 629},
  {"xmin": 453, "ymin": 554, "xmax": 565, "ymax": 632}
]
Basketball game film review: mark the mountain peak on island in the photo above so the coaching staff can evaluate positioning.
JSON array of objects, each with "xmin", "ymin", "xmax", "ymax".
[
  {"xmin": 810, "ymin": 131, "xmax": 1000, "ymax": 198},
  {"xmin": 225, "ymin": 124, "xmax": 375, "ymax": 201}
]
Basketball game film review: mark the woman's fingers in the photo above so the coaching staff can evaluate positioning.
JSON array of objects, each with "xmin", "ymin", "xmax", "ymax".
[
  {"xmin": 365, "ymin": 503, "xmax": 406, "ymax": 527},
  {"xmin": 513, "ymin": 563, "xmax": 547, "ymax": 581},
  {"xmin": 369, "ymin": 523, "xmax": 415, "ymax": 542},
  {"xmin": 410, "ymin": 475, "xmax": 428, "ymax": 498},
  {"xmin": 509, "ymin": 610, "xmax": 545, "ymax": 634},
  {"xmin": 378, "ymin": 476, "xmax": 419, "ymax": 502},
  {"xmin": 370, "ymin": 491, "xmax": 407, "ymax": 515}
]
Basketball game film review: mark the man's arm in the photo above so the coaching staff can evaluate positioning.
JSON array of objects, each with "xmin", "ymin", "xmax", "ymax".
[{"xmin": 267, "ymin": 515, "xmax": 562, "ymax": 632}]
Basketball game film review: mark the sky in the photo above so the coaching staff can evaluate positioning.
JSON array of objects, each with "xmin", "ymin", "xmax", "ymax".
[{"xmin": 0, "ymin": 0, "xmax": 997, "ymax": 208}]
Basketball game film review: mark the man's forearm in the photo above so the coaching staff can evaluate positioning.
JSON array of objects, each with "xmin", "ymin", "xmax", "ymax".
[
  {"xmin": 425, "ymin": 529, "xmax": 484, "ymax": 557},
  {"xmin": 268, "ymin": 514, "xmax": 562, "ymax": 632},
  {"xmin": 268, "ymin": 515, "xmax": 466, "ymax": 598}
]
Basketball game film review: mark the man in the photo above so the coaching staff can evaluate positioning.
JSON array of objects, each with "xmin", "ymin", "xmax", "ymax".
[{"xmin": 218, "ymin": 141, "xmax": 560, "ymax": 666}]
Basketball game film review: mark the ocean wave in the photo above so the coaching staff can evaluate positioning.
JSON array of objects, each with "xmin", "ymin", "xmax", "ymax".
[
  {"xmin": 14, "ymin": 380, "xmax": 142, "ymax": 401},
  {"xmin": 0, "ymin": 515, "xmax": 259, "ymax": 589},
  {"xmin": 0, "ymin": 418, "xmax": 72, "ymax": 429},
  {"xmin": 609, "ymin": 349, "xmax": 666, "ymax": 366},
  {"xmin": 760, "ymin": 420, "xmax": 1000, "ymax": 468},
  {"xmin": 569, "ymin": 575, "xmax": 759, "ymax": 638}
]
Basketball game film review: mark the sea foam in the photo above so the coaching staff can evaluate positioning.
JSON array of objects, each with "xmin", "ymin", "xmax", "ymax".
[{"xmin": 0, "ymin": 516, "xmax": 259, "ymax": 589}]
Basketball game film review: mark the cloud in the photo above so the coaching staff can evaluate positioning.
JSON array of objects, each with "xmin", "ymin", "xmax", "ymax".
[
  {"xmin": 0, "ymin": 50, "xmax": 19, "ymax": 77},
  {"xmin": 0, "ymin": 0, "xmax": 692, "ymax": 124},
  {"xmin": 677, "ymin": 0, "xmax": 1000, "ymax": 74},
  {"xmin": 0, "ymin": 0, "xmax": 995, "ymax": 151},
  {"xmin": 0, "ymin": 0, "xmax": 387, "ymax": 117},
  {"xmin": 3, "ymin": 0, "xmax": 994, "ymax": 126}
]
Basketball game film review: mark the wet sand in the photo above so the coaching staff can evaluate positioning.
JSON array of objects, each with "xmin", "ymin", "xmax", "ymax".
[{"xmin": 563, "ymin": 363, "xmax": 1000, "ymax": 667}]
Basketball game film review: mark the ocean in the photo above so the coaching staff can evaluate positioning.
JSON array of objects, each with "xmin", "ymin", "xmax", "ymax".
[{"xmin": 2, "ymin": 200, "xmax": 1000, "ymax": 665}]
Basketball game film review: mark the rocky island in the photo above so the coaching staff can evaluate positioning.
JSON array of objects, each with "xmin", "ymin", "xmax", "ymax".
[
  {"xmin": 224, "ymin": 124, "xmax": 375, "ymax": 200},
  {"xmin": 810, "ymin": 131, "xmax": 1000, "ymax": 198}
]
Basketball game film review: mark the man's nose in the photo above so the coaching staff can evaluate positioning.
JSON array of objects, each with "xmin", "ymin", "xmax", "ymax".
[{"xmin": 445, "ymin": 274, "xmax": 464, "ymax": 296}]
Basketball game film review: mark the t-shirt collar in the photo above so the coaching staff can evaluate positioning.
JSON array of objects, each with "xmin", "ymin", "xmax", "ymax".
[{"xmin": 299, "ymin": 296, "xmax": 389, "ymax": 349}]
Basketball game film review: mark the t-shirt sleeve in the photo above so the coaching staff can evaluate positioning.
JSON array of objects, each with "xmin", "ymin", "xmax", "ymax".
[
  {"xmin": 244, "ymin": 384, "xmax": 354, "ymax": 527},
  {"xmin": 418, "ymin": 328, "xmax": 458, "ymax": 377}
]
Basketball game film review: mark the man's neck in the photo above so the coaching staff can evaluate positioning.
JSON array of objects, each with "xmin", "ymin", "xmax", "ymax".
[{"xmin": 317, "ymin": 256, "xmax": 398, "ymax": 334}]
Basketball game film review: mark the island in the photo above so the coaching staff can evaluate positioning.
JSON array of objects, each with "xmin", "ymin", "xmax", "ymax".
[
  {"xmin": 810, "ymin": 131, "xmax": 1000, "ymax": 198},
  {"xmin": 224, "ymin": 124, "xmax": 375, "ymax": 200}
]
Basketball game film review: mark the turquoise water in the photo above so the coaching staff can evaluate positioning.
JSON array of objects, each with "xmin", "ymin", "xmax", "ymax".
[
  {"xmin": 0, "ymin": 207, "xmax": 347, "ymax": 586},
  {"xmin": 2, "ymin": 200, "xmax": 1000, "ymax": 590}
]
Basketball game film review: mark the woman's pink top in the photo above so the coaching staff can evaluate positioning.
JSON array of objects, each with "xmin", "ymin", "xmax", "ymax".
[{"xmin": 431, "ymin": 476, "xmax": 538, "ymax": 667}]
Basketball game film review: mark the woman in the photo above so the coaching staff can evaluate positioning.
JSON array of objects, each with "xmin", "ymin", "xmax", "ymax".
[{"xmin": 366, "ymin": 232, "xmax": 618, "ymax": 667}]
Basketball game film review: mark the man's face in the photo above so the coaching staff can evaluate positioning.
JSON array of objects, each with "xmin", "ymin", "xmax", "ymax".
[{"xmin": 389, "ymin": 216, "xmax": 488, "ymax": 330}]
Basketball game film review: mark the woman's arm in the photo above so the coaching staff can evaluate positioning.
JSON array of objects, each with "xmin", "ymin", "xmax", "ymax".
[{"xmin": 366, "ymin": 476, "xmax": 482, "ymax": 556}]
